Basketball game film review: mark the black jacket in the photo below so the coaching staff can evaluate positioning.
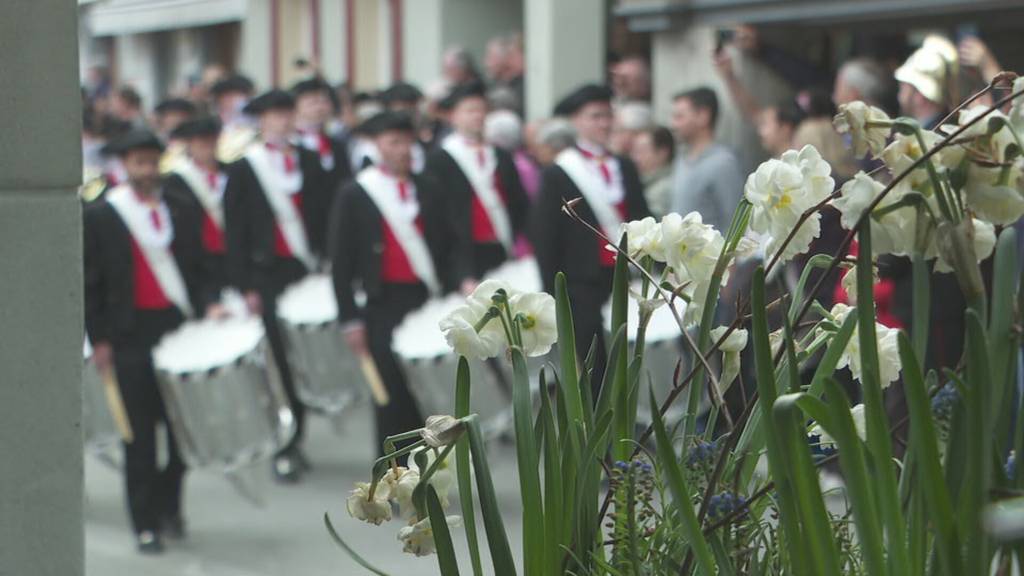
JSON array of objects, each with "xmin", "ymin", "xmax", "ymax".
[
  {"xmin": 329, "ymin": 173, "xmax": 472, "ymax": 324},
  {"xmin": 531, "ymin": 156, "xmax": 649, "ymax": 294},
  {"xmin": 300, "ymin": 133, "xmax": 353, "ymax": 194},
  {"xmin": 163, "ymin": 168, "xmax": 230, "ymax": 295},
  {"xmin": 223, "ymin": 147, "xmax": 331, "ymax": 293},
  {"xmin": 83, "ymin": 192, "xmax": 212, "ymax": 344},
  {"xmin": 424, "ymin": 145, "xmax": 529, "ymax": 264}
]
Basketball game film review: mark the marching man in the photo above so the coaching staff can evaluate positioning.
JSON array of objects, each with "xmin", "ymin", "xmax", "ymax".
[
  {"xmin": 292, "ymin": 77, "xmax": 353, "ymax": 193},
  {"xmin": 425, "ymin": 81, "xmax": 529, "ymax": 278},
  {"xmin": 532, "ymin": 84, "xmax": 650, "ymax": 383},
  {"xmin": 84, "ymin": 129, "xmax": 216, "ymax": 553},
  {"xmin": 164, "ymin": 116, "xmax": 229, "ymax": 294},
  {"xmin": 330, "ymin": 111, "xmax": 471, "ymax": 455},
  {"xmin": 224, "ymin": 89, "xmax": 332, "ymax": 482}
]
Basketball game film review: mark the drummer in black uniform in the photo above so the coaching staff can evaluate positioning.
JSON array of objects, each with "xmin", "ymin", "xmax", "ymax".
[
  {"xmin": 164, "ymin": 117, "xmax": 229, "ymax": 295},
  {"xmin": 223, "ymin": 90, "xmax": 332, "ymax": 482},
  {"xmin": 83, "ymin": 129, "xmax": 217, "ymax": 553},
  {"xmin": 424, "ymin": 80, "xmax": 529, "ymax": 278},
  {"xmin": 329, "ymin": 111, "xmax": 471, "ymax": 455},
  {"xmin": 531, "ymin": 84, "xmax": 649, "ymax": 384}
]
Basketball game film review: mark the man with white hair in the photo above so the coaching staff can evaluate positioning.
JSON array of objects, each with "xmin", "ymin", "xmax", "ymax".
[
  {"xmin": 833, "ymin": 58, "xmax": 891, "ymax": 108},
  {"xmin": 610, "ymin": 101, "xmax": 653, "ymax": 156},
  {"xmin": 487, "ymin": 109, "xmax": 540, "ymax": 200}
]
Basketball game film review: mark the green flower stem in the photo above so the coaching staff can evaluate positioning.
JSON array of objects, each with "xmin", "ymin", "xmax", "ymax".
[
  {"xmin": 912, "ymin": 126, "xmax": 959, "ymax": 223},
  {"xmin": 368, "ymin": 437, "xmax": 427, "ymax": 499}
]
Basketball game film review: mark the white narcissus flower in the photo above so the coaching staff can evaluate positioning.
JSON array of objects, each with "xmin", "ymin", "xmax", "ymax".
[
  {"xmin": 398, "ymin": 515, "xmax": 463, "ymax": 556},
  {"xmin": 346, "ymin": 481, "xmax": 392, "ymax": 525},
  {"xmin": 393, "ymin": 468, "xmax": 420, "ymax": 519},
  {"xmin": 963, "ymin": 163, "xmax": 1024, "ymax": 226},
  {"xmin": 840, "ymin": 265, "xmax": 878, "ymax": 305},
  {"xmin": 509, "ymin": 292, "xmax": 558, "ymax": 357},
  {"xmin": 826, "ymin": 303, "xmax": 902, "ymax": 387},
  {"xmin": 932, "ymin": 218, "xmax": 997, "ymax": 274},
  {"xmin": 957, "ymin": 106, "xmax": 1018, "ymax": 164},
  {"xmin": 710, "ymin": 326, "xmax": 748, "ymax": 395},
  {"xmin": 833, "ymin": 101, "xmax": 892, "ymax": 158},
  {"xmin": 659, "ymin": 212, "xmax": 727, "ymax": 325},
  {"xmin": 810, "ymin": 404, "xmax": 866, "ymax": 448},
  {"xmin": 439, "ymin": 301, "xmax": 503, "ymax": 360},
  {"xmin": 744, "ymin": 145, "xmax": 835, "ymax": 264},
  {"xmin": 621, "ymin": 217, "xmax": 665, "ymax": 262},
  {"xmin": 832, "ymin": 172, "xmax": 918, "ymax": 257},
  {"xmin": 468, "ymin": 278, "xmax": 519, "ymax": 309},
  {"xmin": 1010, "ymin": 77, "xmax": 1024, "ymax": 131},
  {"xmin": 409, "ymin": 447, "xmax": 456, "ymax": 510}
]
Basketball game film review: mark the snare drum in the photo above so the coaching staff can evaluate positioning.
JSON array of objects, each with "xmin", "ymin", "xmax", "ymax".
[
  {"xmin": 153, "ymin": 318, "xmax": 295, "ymax": 473},
  {"xmin": 277, "ymin": 274, "xmax": 367, "ymax": 415}
]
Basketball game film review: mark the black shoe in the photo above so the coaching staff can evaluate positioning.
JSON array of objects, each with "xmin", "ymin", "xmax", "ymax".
[
  {"xmin": 160, "ymin": 515, "xmax": 186, "ymax": 541},
  {"xmin": 136, "ymin": 530, "xmax": 164, "ymax": 555},
  {"xmin": 273, "ymin": 453, "xmax": 302, "ymax": 484}
]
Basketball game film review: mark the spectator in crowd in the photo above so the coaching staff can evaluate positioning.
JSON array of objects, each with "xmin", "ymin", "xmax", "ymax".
[
  {"xmin": 153, "ymin": 98, "xmax": 198, "ymax": 141},
  {"xmin": 442, "ymin": 46, "xmax": 482, "ymax": 90},
  {"xmin": 486, "ymin": 109, "xmax": 541, "ymax": 201},
  {"xmin": 756, "ymin": 100, "xmax": 804, "ymax": 159},
  {"xmin": 959, "ymin": 34, "xmax": 1004, "ymax": 103},
  {"xmin": 484, "ymin": 34, "xmax": 526, "ymax": 115},
  {"xmin": 895, "ymin": 35, "xmax": 958, "ymax": 127},
  {"xmin": 670, "ymin": 87, "xmax": 744, "ymax": 231},
  {"xmin": 630, "ymin": 125, "xmax": 676, "ymax": 218},
  {"xmin": 610, "ymin": 101, "xmax": 654, "ymax": 156},
  {"xmin": 794, "ymin": 88, "xmax": 857, "ymax": 181},
  {"xmin": 611, "ymin": 55, "xmax": 651, "ymax": 103},
  {"xmin": 833, "ymin": 57, "xmax": 892, "ymax": 109},
  {"xmin": 208, "ymin": 74, "xmax": 257, "ymax": 163},
  {"xmin": 527, "ymin": 118, "xmax": 576, "ymax": 166},
  {"xmin": 111, "ymin": 86, "xmax": 146, "ymax": 128}
]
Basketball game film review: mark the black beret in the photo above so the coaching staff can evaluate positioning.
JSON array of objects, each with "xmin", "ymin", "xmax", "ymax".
[
  {"xmin": 438, "ymin": 80, "xmax": 487, "ymax": 111},
  {"xmin": 243, "ymin": 89, "xmax": 295, "ymax": 115},
  {"xmin": 154, "ymin": 98, "xmax": 197, "ymax": 115},
  {"xmin": 553, "ymin": 83, "xmax": 613, "ymax": 117},
  {"xmin": 357, "ymin": 111, "xmax": 416, "ymax": 136},
  {"xmin": 210, "ymin": 74, "xmax": 255, "ymax": 97},
  {"xmin": 380, "ymin": 82, "xmax": 423, "ymax": 105},
  {"xmin": 170, "ymin": 116, "xmax": 222, "ymax": 140},
  {"xmin": 291, "ymin": 77, "xmax": 333, "ymax": 97},
  {"xmin": 100, "ymin": 129, "xmax": 166, "ymax": 157}
]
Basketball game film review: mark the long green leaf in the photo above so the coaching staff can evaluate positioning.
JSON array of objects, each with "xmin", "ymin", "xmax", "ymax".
[
  {"xmin": 540, "ymin": 369, "xmax": 565, "ymax": 576},
  {"xmin": 610, "ymin": 233, "xmax": 632, "ymax": 462},
  {"xmin": 324, "ymin": 513, "xmax": 393, "ymax": 576},
  {"xmin": 749, "ymin": 266, "xmax": 810, "ymax": 574},
  {"xmin": 511, "ymin": 347, "xmax": 545, "ymax": 576},
  {"xmin": 963, "ymin": 310, "xmax": 993, "ymax": 575},
  {"xmin": 466, "ymin": 417, "xmax": 516, "ymax": 575},
  {"xmin": 454, "ymin": 358, "xmax": 483, "ymax": 576},
  {"xmin": 427, "ymin": 486, "xmax": 461, "ymax": 576},
  {"xmin": 773, "ymin": 393, "xmax": 844, "ymax": 576},
  {"xmin": 988, "ymin": 228, "xmax": 1019, "ymax": 458},
  {"xmin": 555, "ymin": 272, "xmax": 584, "ymax": 429},
  {"xmin": 855, "ymin": 226, "xmax": 909, "ymax": 575},
  {"xmin": 898, "ymin": 332, "xmax": 961, "ymax": 575},
  {"xmin": 650, "ymin": 386, "xmax": 717, "ymax": 576}
]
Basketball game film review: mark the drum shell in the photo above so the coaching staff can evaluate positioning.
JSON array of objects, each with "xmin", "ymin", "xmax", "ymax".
[
  {"xmin": 82, "ymin": 361, "xmax": 122, "ymax": 452},
  {"xmin": 279, "ymin": 320, "xmax": 366, "ymax": 414},
  {"xmin": 156, "ymin": 341, "xmax": 295, "ymax": 470}
]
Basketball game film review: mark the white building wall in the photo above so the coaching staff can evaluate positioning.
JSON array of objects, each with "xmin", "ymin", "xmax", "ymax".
[
  {"xmin": 525, "ymin": 0, "xmax": 605, "ymax": 120},
  {"xmin": 318, "ymin": 0, "xmax": 347, "ymax": 83},
  {"xmin": 239, "ymin": 0, "xmax": 273, "ymax": 90}
]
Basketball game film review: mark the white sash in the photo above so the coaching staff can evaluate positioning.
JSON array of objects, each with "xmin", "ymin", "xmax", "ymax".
[
  {"xmin": 441, "ymin": 135, "xmax": 514, "ymax": 253},
  {"xmin": 555, "ymin": 148, "xmax": 625, "ymax": 241},
  {"xmin": 244, "ymin": 144, "xmax": 316, "ymax": 271},
  {"xmin": 357, "ymin": 167, "xmax": 441, "ymax": 296},
  {"xmin": 106, "ymin": 185, "xmax": 194, "ymax": 317},
  {"xmin": 299, "ymin": 130, "xmax": 335, "ymax": 171},
  {"xmin": 172, "ymin": 157, "xmax": 225, "ymax": 228}
]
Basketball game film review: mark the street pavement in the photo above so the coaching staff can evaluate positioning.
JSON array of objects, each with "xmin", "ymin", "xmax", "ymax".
[{"xmin": 85, "ymin": 408, "xmax": 524, "ymax": 575}]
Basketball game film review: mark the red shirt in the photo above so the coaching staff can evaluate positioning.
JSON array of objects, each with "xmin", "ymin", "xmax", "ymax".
[
  {"xmin": 202, "ymin": 213, "xmax": 225, "ymax": 254},
  {"xmin": 380, "ymin": 218, "xmax": 425, "ymax": 284},
  {"xmin": 470, "ymin": 174, "xmax": 509, "ymax": 244},
  {"xmin": 131, "ymin": 238, "xmax": 173, "ymax": 310}
]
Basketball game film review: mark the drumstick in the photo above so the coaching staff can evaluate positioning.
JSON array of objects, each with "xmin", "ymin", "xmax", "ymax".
[
  {"xmin": 100, "ymin": 370, "xmax": 134, "ymax": 444},
  {"xmin": 358, "ymin": 354, "xmax": 390, "ymax": 406}
]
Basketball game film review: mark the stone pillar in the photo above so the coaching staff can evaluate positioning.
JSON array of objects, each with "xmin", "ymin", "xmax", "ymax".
[
  {"xmin": 0, "ymin": 2, "xmax": 84, "ymax": 576},
  {"xmin": 524, "ymin": 0, "xmax": 606, "ymax": 120}
]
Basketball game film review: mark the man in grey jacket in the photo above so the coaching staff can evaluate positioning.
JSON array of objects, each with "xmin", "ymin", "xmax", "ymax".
[{"xmin": 670, "ymin": 87, "xmax": 745, "ymax": 230}]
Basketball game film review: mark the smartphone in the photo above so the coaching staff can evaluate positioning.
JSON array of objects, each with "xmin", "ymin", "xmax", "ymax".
[{"xmin": 956, "ymin": 23, "xmax": 979, "ymax": 43}]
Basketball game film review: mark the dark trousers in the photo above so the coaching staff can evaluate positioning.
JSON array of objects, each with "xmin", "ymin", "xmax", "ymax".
[
  {"xmin": 472, "ymin": 242, "xmax": 508, "ymax": 278},
  {"xmin": 567, "ymin": 267, "xmax": 615, "ymax": 399},
  {"xmin": 259, "ymin": 257, "xmax": 309, "ymax": 456},
  {"xmin": 112, "ymin": 307, "xmax": 186, "ymax": 535},
  {"xmin": 366, "ymin": 282, "xmax": 429, "ymax": 456}
]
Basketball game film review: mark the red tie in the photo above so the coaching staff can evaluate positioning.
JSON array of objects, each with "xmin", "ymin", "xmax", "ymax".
[
  {"xmin": 150, "ymin": 208, "xmax": 162, "ymax": 231},
  {"xmin": 578, "ymin": 147, "xmax": 612, "ymax": 185},
  {"xmin": 206, "ymin": 170, "xmax": 218, "ymax": 190},
  {"xmin": 397, "ymin": 180, "xmax": 410, "ymax": 202},
  {"xmin": 267, "ymin": 142, "xmax": 296, "ymax": 173},
  {"xmin": 476, "ymin": 147, "xmax": 486, "ymax": 168},
  {"xmin": 317, "ymin": 133, "xmax": 332, "ymax": 160}
]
